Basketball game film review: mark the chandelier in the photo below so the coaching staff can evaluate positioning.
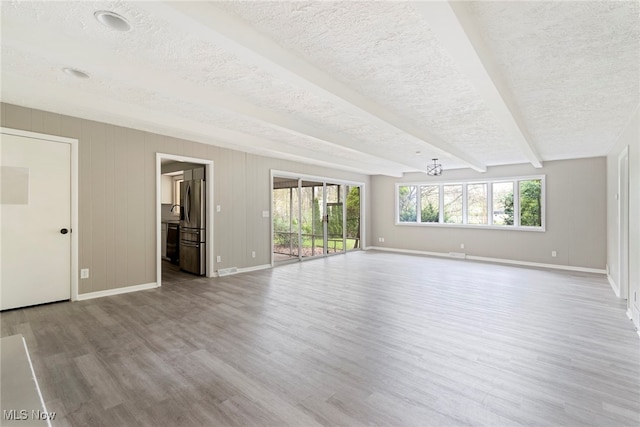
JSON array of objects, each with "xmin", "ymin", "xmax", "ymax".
[{"xmin": 427, "ymin": 158, "xmax": 442, "ymax": 176}]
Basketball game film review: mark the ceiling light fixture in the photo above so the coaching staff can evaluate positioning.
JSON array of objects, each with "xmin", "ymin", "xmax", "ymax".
[
  {"xmin": 62, "ymin": 68, "xmax": 90, "ymax": 79},
  {"xmin": 94, "ymin": 10, "xmax": 131, "ymax": 31},
  {"xmin": 427, "ymin": 158, "xmax": 442, "ymax": 176}
]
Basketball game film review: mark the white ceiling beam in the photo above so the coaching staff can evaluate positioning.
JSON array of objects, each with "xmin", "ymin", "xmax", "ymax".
[
  {"xmin": 2, "ymin": 19, "xmax": 420, "ymax": 174},
  {"xmin": 1, "ymin": 72, "xmax": 404, "ymax": 177},
  {"xmin": 0, "ymin": 20, "xmax": 417, "ymax": 175},
  {"xmin": 138, "ymin": 1, "xmax": 487, "ymax": 173},
  {"xmin": 413, "ymin": 1, "xmax": 543, "ymax": 168}
]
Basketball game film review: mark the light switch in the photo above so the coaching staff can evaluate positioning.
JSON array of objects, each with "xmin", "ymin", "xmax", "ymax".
[
  {"xmin": 216, "ymin": 205, "xmax": 221, "ymax": 212},
  {"xmin": 262, "ymin": 210, "xmax": 270, "ymax": 218}
]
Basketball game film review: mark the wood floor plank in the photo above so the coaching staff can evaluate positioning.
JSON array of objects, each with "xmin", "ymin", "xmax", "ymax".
[{"xmin": 1, "ymin": 251, "xmax": 639, "ymax": 426}]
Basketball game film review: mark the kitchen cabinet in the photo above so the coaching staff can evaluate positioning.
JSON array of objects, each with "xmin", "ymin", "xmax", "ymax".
[
  {"xmin": 161, "ymin": 223, "xmax": 168, "ymax": 259},
  {"xmin": 193, "ymin": 167, "xmax": 205, "ymax": 180},
  {"xmin": 161, "ymin": 175, "xmax": 173, "ymax": 204}
]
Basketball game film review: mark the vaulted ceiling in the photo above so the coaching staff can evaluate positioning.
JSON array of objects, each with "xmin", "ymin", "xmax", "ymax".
[{"xmin": 1, "ymin": 1, "xmax": 638, "ymax": 177}]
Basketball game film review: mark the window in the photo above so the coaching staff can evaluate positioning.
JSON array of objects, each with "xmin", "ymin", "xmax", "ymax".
[
  {"xmin": 398, "ymin": 185, "xmax": 417, "ymax": 222},
  {"xmin": 173, "ymin": 176, "xmax": 183, "ymax": 216},
  {"xmin": 420, "ymin": 185, "xmax": 439, "ymax": 223},
  {"xmin": 467, "ymin": 183, "xmax": 487, "ymax": 225},
  {"xmin": 492, "ymin": 182, "xmax": 513, "ymax": 226},
  {"xmin": 443, "ymin": 185, "xmax": 463, "ymax": 224},
  {"xmin": 519, "ymin": 179, "xmax": 542, "ymax": 227},
  {"xmin": 396, "ymin": 175, "xmax": 544, "ymax": 231}
]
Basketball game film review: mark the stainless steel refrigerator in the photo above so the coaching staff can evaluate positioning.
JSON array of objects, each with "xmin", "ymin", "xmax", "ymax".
[{"xmin": 179, "ymin": 179, "xmax": 205, "ymax": 275}]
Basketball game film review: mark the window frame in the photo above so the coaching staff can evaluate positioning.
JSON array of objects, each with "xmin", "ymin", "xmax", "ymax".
[{"xmin": 395, "ymin": 175, "xmax": 545, "ymax": 232}]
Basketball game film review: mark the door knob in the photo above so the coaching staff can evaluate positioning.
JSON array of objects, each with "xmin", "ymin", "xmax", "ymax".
[{"xmin": 60, "ymin": 228, "xmax": 69, "ymax": 234}]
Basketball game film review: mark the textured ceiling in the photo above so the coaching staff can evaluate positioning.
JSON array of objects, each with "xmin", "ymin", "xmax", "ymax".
[{"xmin": 1, "ymin": 1, "xmax": 638, "ymax": 177}]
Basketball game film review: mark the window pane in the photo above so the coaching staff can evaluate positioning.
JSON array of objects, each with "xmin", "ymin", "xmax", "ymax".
[
  {"xmin": 420, "ymin": 185, "xmax": 439, "ymax": 223},
  {"xmin": 443, "ymin": 185, "xmax": 463, "ymax": 224},
  {"xmin": 467, "ymin": 183, "xmax": 488, "ymax": 225},
  {"xmin": 492, "ymin": 182, "xmax": 514, "ymax": 225},
  {"xmin": 520, "ymin": 179, "xmax": 542, "ymax": 227},
  {"xmin": 398, "ymin": 185, "xmax": 417, "ymax": 222}
]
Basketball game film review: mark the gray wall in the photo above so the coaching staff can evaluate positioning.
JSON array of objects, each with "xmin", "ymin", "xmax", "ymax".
[
  {"xmin": 1, "ymin": 103, "xmax": 370, "ymax": 295},
  {"xmin": 607, "ymin": 107, "xmax": 640, "ymax": 329},
  {"xmin": 370, "ymin": 157, "xmax": 607, "ymax": 269}
]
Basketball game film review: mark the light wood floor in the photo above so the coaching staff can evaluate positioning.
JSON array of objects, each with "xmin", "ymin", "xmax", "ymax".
[{"xmin": 2, "ymin": 251, "xmax": 639, "ymax": 426}]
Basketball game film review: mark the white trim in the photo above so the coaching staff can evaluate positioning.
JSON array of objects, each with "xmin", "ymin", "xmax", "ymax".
[
  {"xmin": 365, "ymin": 247, "xmax": 606, "ymax": 274},
  {"xmin": 156, "ymin": 153, "xmax": 214, "ymax": 288},
  {"xmin": 239, "ymin": 264, "xmax": 272, "ymax": 274},
  {"xmin": 76, "ymin": 282, "xmax": 158, "ymax": 301},
  {"xmin": 271, "ymin": 169, "xmax": 365, "ymax": 188},
  {"xmin": 366, "ymin": 246, "xmax": 452, "ymax": 259},
  {"xmin": 212, "ymin": 264, "xmax": 272, "ymax": 278},
  {"xmin": 627, "ymin": 309, "xmax": 633, "ymax": 320},
  {"xmin": 0, "ymin": 127, "xmax": 79, "ymax": 302},
  {"xmin": 617, "ymin": 146, "xmax": 629, "ymax": 300},
  {"xmin": 608, "ymin": 274, "xmax": 620, "ymax": 298},
  {"xmin": 0, "ymin": 127, "xmax": 76, "ymax": 144},
  {"xmin": 20, "ymin": 336, "xmax": 53, "ymax": 427},
  {"xmin": 393, "ymin": 221, "xmax": 546, "ymax": 232}
]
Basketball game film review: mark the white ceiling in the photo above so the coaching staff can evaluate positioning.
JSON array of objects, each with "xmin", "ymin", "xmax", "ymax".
[{"xmin": 1, "ymin": 1, "xmax": 638, "ymax": 177}]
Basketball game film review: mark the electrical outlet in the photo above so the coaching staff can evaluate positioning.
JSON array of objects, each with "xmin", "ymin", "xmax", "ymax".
[
  {"xmin": 551, "ymin": 251, "xmax": 557, "ymax": 257},
  {"xmin": 251, "ymin": 251, "xmax": 256, "ymax": 258},
  {"xmin": 262, "ymin": 210, "xmax": 270, "ymax": 218},
  {"xmin": 460, "ymin": 243, "xmax": 465, "ymax": 249},
  {"xmin": 216, "ymin": 256, "xmax": 221, "ymax": 263},
  {"xmin": 80, "ymin": 269, "xmax": 89, "ymax": 279},
  {"xmin": 378, "ymin": 237, "xmax": 385, "ymax": 243}
]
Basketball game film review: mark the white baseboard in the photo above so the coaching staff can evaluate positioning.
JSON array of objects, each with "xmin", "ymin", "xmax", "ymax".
[
  {"xmin": 366, "ymin": 246, "xmax": 451, "ymax": 259},
  {"xmin": 365, "ymin": 247, "xmax": 606, "ymax": 274},
  {"xmin": 213, "ymin": 264, "xmax": 272, "ymax": 277},
  {"xmin": 608, "ymin": 274, "xmax": 620, "ymax": 298},
  {"xmin": 75, "ymin": 282, "xmax": 159, "ymax": 301},
  {"xmin": 239, "ymin": 264, "xmax": 272, "ymax": 274}
]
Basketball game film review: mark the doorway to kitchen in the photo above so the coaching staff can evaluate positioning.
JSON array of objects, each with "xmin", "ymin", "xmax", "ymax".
[
  {"xmin": 156, "ymin": 153, "xmax": 214, "ymax": 287},
  {"xmin": 271, "ymin": 170, "xmax": 363, "ymax": 264}
]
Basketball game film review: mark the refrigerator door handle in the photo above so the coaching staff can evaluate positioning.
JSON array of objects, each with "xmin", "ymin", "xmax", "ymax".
[{"xmin": 185, "ymin": 184, "xmax": 191, "ymax": 224}]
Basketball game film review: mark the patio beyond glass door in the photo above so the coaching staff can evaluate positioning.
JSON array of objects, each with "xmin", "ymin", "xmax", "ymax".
[
  {"xmin": 325, "ymin": 183, "xmax": 345, "ymax": 255},
  {"xmin": 273, "ymin": 176, "xmax": 361, "ymax": 263},
  {"xmin": 300, "ymin": 181, "xmax": 324, "ymax": 258}
]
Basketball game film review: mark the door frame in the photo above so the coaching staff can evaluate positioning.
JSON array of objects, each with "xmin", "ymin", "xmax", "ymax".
[
  {"xmin": 1, "ymin": 127, "xmax": 79, "ymax": 300},
  {"xmin": 155, "ymin": 153, "xmax": 214, "ymax": 286},
  {"xmin": 270, "ymin": 169, "xmax": 365, "ymax": 266},
  {"xmin": 618, "ymin": 146, "xmax": 629, "ymax": 301}
]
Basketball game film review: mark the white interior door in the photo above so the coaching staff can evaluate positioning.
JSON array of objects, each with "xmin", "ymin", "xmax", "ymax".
[{"xmin": 1, "ymin": 133, "xmax": 71, "ymax": 310}]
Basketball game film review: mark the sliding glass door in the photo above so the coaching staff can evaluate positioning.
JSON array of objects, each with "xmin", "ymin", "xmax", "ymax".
[
  {"xmin": 272, "ymin": 178, "xmax": 299, "ymax": 261},
  {"xmin": 300, "ymin": 181, "xmax": 324, "ymax": 258},
  {"xmin": 325, "ymin": 183, "xmax": 344, "ymax": 255},
  {"xmin": 272, "ymin": 175, "xmax": 361, "ymax": 263}
]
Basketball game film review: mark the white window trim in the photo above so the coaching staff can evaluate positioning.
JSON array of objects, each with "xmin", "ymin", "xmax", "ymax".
[{"xmin": 395, "ymin": 175, "xmax": 546, "ymax": 232}]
